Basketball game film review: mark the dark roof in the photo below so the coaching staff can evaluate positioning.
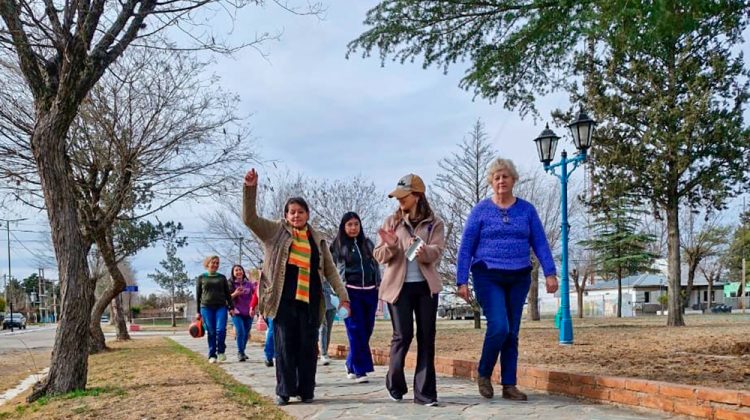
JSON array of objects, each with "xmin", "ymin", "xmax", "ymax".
[{"xmin": 584, "ymin": 273, "xmax": 726, "ymax": 291}]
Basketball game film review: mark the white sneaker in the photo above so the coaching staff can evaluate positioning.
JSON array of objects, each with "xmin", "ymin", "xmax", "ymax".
[
  {"xmin": 346, "ymin": 370, "xmax": 356, "ymax": 380},
  {"xmin": 217, "ymin": 353, "xmax": 226, "ymax": 362},
  {"xmin": 208, "ymin": 357, "xmax": 217, "ymax": 364},
  {"xmin": 355, "ymin": 375, "xmax": 369, "ymax": 383},
  {"xmin": 321, "ymin": 355, "xmax": 330, "ymax": 366},
  {"xmin": 424, "ymin": 401, "xmax": 439, "ymax": 407}
]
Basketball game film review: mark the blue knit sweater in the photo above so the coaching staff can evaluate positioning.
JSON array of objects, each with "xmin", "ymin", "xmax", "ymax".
[{"xmin": 456, "ymin": 198, "xmax": 557, "ymax": 285}]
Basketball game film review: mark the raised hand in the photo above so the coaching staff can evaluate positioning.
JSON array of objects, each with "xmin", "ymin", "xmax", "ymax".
[
  {"xmin": 378, "ymin": 228, "xmax": 397, "ymax": 246},
  {"xmin": 244, "ymin": 168, "xmax": 258, "ymax": 187}
]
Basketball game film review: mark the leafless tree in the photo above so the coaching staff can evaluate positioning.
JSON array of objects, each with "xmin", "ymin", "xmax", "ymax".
[
  {"xmin": 681, "ymin": 210, "xmax": 731, "ymax": 310},
  {"xmin": 0, "ymin": 0, "xmax": 305, "ymax": 390},
  {"xmin": 699, "ymin": 255, "xmax": 724, "ymax": 310},
  {"xmin": 514, "ymin": 169, "xmax": 579, "ymax": 321},
  {"xmin": 432, "ymin": 119, "xmax": 495, "ymax": 329},
  {"xmin": 202, "ymin": 170, "xmax": 389, "ymax": 265}
]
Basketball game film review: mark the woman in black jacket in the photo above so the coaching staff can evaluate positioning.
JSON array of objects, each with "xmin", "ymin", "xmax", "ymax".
[{"xmin": 330, "ymin": 212, "xmax": 381, "ymax": 383}]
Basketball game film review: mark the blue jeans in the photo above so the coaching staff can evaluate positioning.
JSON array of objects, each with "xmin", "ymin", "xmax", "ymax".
[
  {"xmin": 472, "ymin": 265, "xmax": 531, "ymax": 385},
  {"xmin": 264, "ymin": 317, "xmax": 275, "ymax": 360},
  {"xmin": 200, "ymin": 306, "xmax": 228, "ymax": 358},
  {"xmin": 319, "ymin": 309, "xmax": 336, "ymax": 357},
  {"xmin": 345, "ymin": 287, "xmax": 378, "ymax": 376},
  {"xmin": 232, "ymin": 314, "xmax": 253, "ymax": 355}
]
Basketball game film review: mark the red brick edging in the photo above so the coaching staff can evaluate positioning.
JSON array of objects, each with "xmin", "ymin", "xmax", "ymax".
[{"xmin": 333, "ymin": 345, "xmax": 750, "ymax": 420}]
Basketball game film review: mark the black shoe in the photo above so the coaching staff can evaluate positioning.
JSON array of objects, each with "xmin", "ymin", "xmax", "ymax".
[
  {"xmin": 387, "ymin": 388, "xmax": 403, "ymax": 402},
  {"xmin": 238, "ymin": 353, "xmax": 247, "ymax": 362},
  {"xmin": 275, "ymin": 395, "xmax": 289, "ymax": 406},
  {"xmin": 301, "ymin": 398, "xmax": 314, "ymax": 403},
  {"xmin": 265, "ymin": 358, "xmax": 274, "ymax": 367}
]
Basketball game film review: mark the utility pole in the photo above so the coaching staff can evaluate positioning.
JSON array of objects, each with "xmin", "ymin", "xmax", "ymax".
[
  {"xmin": 38, "ymin": 268, "xmax": 46, "ymax": 323},
  {"xmin": 238, "ymin": 237, "xmax": 243, "ymax": 265},
  {"xmin": 1, "ymin": 218, "xmax": 27, "ymax": 332},
  {"xmin": 742, "ymin": 196, "xmax": 747, "ymax": 313}
]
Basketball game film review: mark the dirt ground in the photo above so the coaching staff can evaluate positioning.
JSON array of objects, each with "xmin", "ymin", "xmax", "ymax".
[
  {"xmin": 0, "ymin": 350, "xmax": 51, "ymax": 396},
  {"xmin": 0, "ymin": 338, "xmax": 289, "ymax": 420},
  {"xmin": 327, "ymin": 314, "xmax": 750, "ymax": 391}
]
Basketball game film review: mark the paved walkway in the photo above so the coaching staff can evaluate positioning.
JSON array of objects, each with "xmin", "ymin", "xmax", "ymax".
[{"xmin": 171, "ymin": 335, "xmax": 681, "ymax": 419}]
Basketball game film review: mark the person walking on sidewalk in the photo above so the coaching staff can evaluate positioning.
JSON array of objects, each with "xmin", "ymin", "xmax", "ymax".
[
  {"xmin": 375, "ymin": 174, "xmax": 445, "ymax": 406},
  {"xmin": 196, "ymin": 256, "xmax": 234, "ymax": 363},
  {"xmin": 330, "ymin": 211, "xmax": 381, "ymax": 383},
  {"xmin": 229, "ymin": 264, "xmax": 255, "ymax": 362},
  {"xmin": 242, "ymin": 168, "xmax": 350, "ymax": 406},
  {"xmin": 250, "ymin": 284, "xmax": 275, "ymax": 367},
  {"xmin": 456, "ymin": 158, "xmax": 559, "ymax": 401},
  {"xmin": 318, "ymin": 279, "xmax": 337, "ymax": 366}
]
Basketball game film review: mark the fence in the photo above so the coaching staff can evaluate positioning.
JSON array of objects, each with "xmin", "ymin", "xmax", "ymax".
[
  {"xmin": 132, "ymin": 316, "xmax": 189, "ymax": 326},
  {"xmin": 536, "ymin": 295, "xmax": 635, "ymax": 318}
]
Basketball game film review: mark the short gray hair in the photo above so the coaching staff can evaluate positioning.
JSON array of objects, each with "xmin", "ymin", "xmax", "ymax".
[{"xmin": 486, "ymin": 158, "xmax": 520, "ymax": 185}]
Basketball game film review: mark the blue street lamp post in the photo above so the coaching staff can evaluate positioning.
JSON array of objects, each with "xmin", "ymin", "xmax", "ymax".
[{"xmin": 532, "ymin": 110, "xmax": 596, "ymax": 345}]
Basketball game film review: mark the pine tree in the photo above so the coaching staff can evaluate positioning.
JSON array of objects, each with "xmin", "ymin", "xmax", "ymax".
[
  {"xmin": 583, "ymin": 198, "xmax": 657, "ymax": 317},
  {"xmin": 148, "ymin": 242, "xmax": 190, "ymax": 327}
]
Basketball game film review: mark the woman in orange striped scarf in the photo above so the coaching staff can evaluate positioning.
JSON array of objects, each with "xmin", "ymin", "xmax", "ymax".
[{"xmin": 242, "ymin": 168, "xmax": 350, "ymax": 406}]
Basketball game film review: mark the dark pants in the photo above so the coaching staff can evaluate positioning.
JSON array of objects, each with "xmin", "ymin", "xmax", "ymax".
[
  {"xmin": 274, "ymin": 300, "xmax": 320, "ymax": 399},
  {"xmin": 386, "ymin": 282, "xmax": 438, "ymax": 404},
  {"xmin": 345, "ymin": 287, "xmax": 378, "ymax": 376},
  {"xmin": 231, "ymin": 314, "xmax": 253, "ymax": 355},
  {"xmin": 319, "ymin": 309, "xmax": 336, "ymax": 357},
  {"xmin": 472, "ymin": 265, "xmax": 531, "ymax": 385},
  {"xmin": 200, "ymin": 306, "xmax": 228, "ymax": 358}
]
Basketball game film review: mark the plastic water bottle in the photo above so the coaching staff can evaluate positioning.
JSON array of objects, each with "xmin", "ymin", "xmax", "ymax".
[{"xmin": 330, "ymin": 294, "xmax": 349, "ymax": 319}]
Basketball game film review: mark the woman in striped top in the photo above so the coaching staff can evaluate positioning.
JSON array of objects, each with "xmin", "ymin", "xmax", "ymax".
[{"xmin": 242, "ymin": 168, "xmax": 350, "ymax": 405}]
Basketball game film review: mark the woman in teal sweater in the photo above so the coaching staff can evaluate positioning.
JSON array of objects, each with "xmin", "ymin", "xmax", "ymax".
[{"xmin": 196, "ymin": 255, "xmax": 234, "ymax": 363}]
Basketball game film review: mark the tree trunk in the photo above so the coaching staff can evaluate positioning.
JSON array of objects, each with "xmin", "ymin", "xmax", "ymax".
[
  {"xmin": 684, "ymin": 259, "xmax": 698, "ymax": 311},
  {"xmin": 666, "ymin": 202, "xmax": 685, "ymax": 326},
  {"xmin": 112, "ymin": 294, "xmax": 129, "ymax": 341},
  {"xmin": 577, "ymin": 289, "xmax": 584, "ymax": 318},
  {"xmin": 527, "ymin": 258, "xmax": 540, "ymax": 321},
  {"xmin": 617, "ymin": 268, "xmax": 623, "ymax": 318},
  {"xmin": 171, "ymin": 284, "xmax": 176, "ymax": 328},
  {"xmin": 28, "ymin": 113, "xmax": 95, "ymax": 402},
  {"xmin": 89, "ymin": 230, "xmax": 130, "ymax": 353},
  {"xmin": 706, "ymin": 281, "xmax": 713, "ymax": 313},
  {"xmin": 473, "ymin": 308, "xmax": 481, "ymax": 329}
]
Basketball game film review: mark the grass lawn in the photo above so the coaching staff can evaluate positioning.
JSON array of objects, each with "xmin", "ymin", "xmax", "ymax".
[
  {"xmin": 0, "ymin": 338, "xmax": 290, "ymax": 420},
  {"xmin": 324, "ymin": 313, "xmax": 750, "ymax": 391}
]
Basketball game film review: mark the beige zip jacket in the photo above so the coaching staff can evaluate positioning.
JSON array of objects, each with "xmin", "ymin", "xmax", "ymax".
[
  {"xmin": 242, "ymin": 185, "xmax": 349, "ymax": 322},
  {"xmin": 374, "ymin": 213, "xmax": 445, "ymax": 303}
]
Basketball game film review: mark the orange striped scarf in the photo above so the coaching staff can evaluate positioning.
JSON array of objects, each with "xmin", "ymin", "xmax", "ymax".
[{"xmin": 289, "ymin": 227, "xmax": 311, "ymax": 303}]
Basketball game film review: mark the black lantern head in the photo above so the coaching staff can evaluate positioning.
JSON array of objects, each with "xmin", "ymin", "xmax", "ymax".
[
  {"xmin": 568, "ymin": 109, "xmax": 596, "ymax": 152},
  {"xmin": 533, "ymin": 123, "xmax": 560, "ymax": 165}
]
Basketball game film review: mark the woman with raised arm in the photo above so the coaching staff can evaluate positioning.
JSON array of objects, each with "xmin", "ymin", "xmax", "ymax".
[
  {"xmin": 456, "ymin": 158, "xmax": 559, "ymax": 401},
  {"xmin": 375, "ymin": 174, "xmax": 445, "ymax": 407},
  {"xmin": 242, "ymin": 168, "xmax": 350, "ymax": 406}
]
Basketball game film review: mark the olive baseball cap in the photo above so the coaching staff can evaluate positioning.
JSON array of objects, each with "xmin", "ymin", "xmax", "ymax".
[{"xmin": 388, "ymin": 174, "xmax": 426, "ymax": 199}]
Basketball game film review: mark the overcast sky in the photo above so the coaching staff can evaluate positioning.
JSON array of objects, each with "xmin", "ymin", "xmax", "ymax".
[{"xmin": 2, "ymin": 2, "xmax": 748, "ymax": 297}]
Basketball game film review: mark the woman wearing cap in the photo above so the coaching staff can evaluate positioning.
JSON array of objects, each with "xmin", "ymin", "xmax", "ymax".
[
  {"xmin": 375, "ymin": 174, "xmax": 445, "ymax": 406},
  {"xmin": 456, "ymin": 158, "xmax": 558, "ymax": 401},
  {"xmin": 195, "ymin": 255, "xmax": 233, "ymax": 363},
  {"xmin": 242, "ymin": 168, "xmax": 350, "ymax": 406},
  {"xmin": 330, "ymin": 211, "xmax": 381, "ymax": 382}
]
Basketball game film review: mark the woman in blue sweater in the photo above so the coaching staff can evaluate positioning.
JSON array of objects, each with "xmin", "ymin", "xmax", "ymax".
[{"xmin": 456, "ymin": 158, "xmax": 559, "ymax": 401}]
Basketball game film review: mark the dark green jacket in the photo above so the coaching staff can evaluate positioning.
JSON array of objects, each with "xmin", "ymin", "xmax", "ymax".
[{"xmin": 196, "ymin": 273, "xmax": 233, "ymax": 309}]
